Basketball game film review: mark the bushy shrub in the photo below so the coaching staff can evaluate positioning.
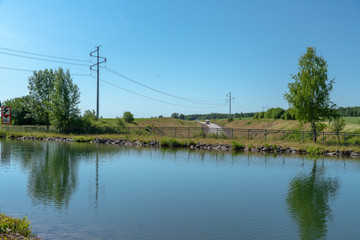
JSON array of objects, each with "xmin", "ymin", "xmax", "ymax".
[
  {"xmin": 264, "ymin": 107, "xmax": 285, "ymax": 119},
  {"xmin": 254, "ymin": 112, "xmax": 265, "ymax": 119},
  {"xmin": 123, "ymin": 111, "xmax": 134, "ymax": 123},
  {"xmin": 232, "ymin": 141, "xmax": 245, "ymax": 151}
]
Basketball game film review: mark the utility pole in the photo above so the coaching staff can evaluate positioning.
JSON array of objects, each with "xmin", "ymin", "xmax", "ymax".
[
  {"xmin": 226, "ymin": 92, "xmax": 234, "ymax": 119},
  {"xmin": 90, "ymin": 46, "xmax": 107, "ymax": 118}
]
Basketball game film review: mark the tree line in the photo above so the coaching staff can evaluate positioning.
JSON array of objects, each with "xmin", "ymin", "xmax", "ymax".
[
  {"xmin": 2, "ymin": 68, "xmax": 80, "ymax": 132},
  {"xmin": 167, "ymin": 112, "xmax": 255, "ymax": 120},
  {"xmin": 1, "ymin": 68, "xmax": 136, "ymax": 133}
]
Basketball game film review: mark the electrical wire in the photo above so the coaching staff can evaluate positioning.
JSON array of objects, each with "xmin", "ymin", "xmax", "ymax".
[
  {"xmin": 96, "ymin": 76, "xmax": 226, "ymax": 109},
  {"xmin": 0, "ymin": 47, "xmax": 89, "ymax": 63},
  {"xmin": 232, "ymin": 100, "xmax": 255, "ymax": 112},
  {"xmin": 0, "ymin": 66, "xmax": 32, "ymax": 72},
  {"xmin": 0, "ymin": 51, "xmax": 90, "ymax": 67},
  {"xmin": 0, "ymin": 65, "xmax": 89, "ymax": 76},
  {"xmin": 103, "ymin": 67, "xmax": 225, "ymax": 105}
]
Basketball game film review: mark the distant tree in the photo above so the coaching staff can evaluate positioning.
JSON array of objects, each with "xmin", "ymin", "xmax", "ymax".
[
  {"xmin": 123, "ymin": 111, "xmax": 134, "ymax": 123},
  {"xmin": 158, "ymin": 115, "xmax": 164, "ymax": 118},
  {"xmin": 83, "ymin": 109, "xmax": 97, "ymax": 122},
  {"xmin": 28, "ymin": 69, "xmax": 55, "ymax": 130},
  {"xmin": 171, "ymin": 113, "xmax": 179, "ymax": 119},
  {"xmin": 281, "ymin": 108, "xmax": 296, "ymax": 120},
  {"xmin": 264, "ymin": 107, "xmax": 285, "ymax": 119},
  {"xmin": 80, "ymin": 109, "xmax": 97, "ymax": 128},
  {"xmin": 331, "ymin": 117, "xmax": 345, "ymax": 141},
  {"xmin": 284, "ymin": 47, "xmax": 338, "ymax": 142},
  {"xmin": 179, "ymin": 114, "xmax": 185, "ymax": 120},
  {"xmin": 254, "ymin": 112, "xmax": 265, "ymax": 119},
  {"xmin": 3, "ymin": 96, "xmax": 36, "ymax": 125},
  {"xmin": 50, "ymin": 68, "xmax": 80, "ymax": 132}
]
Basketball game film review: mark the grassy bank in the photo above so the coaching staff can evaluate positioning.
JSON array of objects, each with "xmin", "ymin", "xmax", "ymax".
[
  {"xmin": 1, "ymin": 129, "xmax": 360, "ymax": 154},
  {"xmin": 1, "ymin": 117, "xmax": 360, "ymax": 153}
]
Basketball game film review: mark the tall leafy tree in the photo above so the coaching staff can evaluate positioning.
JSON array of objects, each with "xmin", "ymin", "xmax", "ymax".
[
  {"xmin": 284, "ymin": 47, "xmax": 338, "ymax": 142},
  {"xmin": 28, "ymin": 69, "xmax": 55, "ymax": 129},
  {"xmin": 50, "ymin": 68, "xmax": 80, "ymax": 132}
]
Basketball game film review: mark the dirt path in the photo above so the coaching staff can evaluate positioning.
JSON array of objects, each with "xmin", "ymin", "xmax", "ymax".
[{"xmin": 200, "ymin": 122, "xmax": 223, "ymax": 134}]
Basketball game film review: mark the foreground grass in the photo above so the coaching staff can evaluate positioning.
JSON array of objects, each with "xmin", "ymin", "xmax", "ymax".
[{"xmin": 0, "ymin": 212, "xmax": 38, "ymax": 239}]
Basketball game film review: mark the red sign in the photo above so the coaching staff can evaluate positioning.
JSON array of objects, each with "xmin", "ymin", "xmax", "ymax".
[{"xmin": 1, "ymin": 107, "xmax": 11, "ymax": 124}]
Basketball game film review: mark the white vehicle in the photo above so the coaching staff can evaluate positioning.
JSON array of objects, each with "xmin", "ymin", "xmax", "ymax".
[{"xmin": 205, "ymin": 119, "xmax": 210, "ymax": 124}]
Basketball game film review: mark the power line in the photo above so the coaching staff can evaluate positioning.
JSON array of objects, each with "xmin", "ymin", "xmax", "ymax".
[
  {"xmin": 0, "ymin": 47, "xmax": 89, "ymax": 63},
  {"xmin": 0, "ymin": 51, "xmax": 90, "ymax": 67},
  {"xmin": 0, "ymin": 66, "xmax": 32, "ymax": 72},
  {"xmin": 103, "ymin": 67, "xmax": 224, "ymax": 105},
  {"xmin": 232, "ymin": 100, "xmax": 255, "ymax": 112},
  {"xmin": 97, "ymin": 76, "xmax": 225, "ymax": 109},
  {"xmin": 0, "ymin": 65, "xmax": 90, "ymax": 76}
]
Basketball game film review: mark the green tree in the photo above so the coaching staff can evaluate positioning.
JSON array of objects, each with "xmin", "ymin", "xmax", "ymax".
[
  {"xmin": 28, "ymin": 69, "xmax": 55, "ymax": 130},
  {"xmin": 50, "ymin": 68, "xmax": 80, "ymax": 132},
  {"xmin": 331, "ymin": 117, "xmax": 345, "ymax": 141},
  {"xmin": 171, "ymin": 113, "xmax": 179, "ymax": 119},
  {"xmin": 123, "ymin": 111, "xmax": 134, "ymax": 123},
  {"xmin": 3, "ymin": 96, "xmax": 36, "ymax": 125},
  {"xmin": 284, "ymin": 47, "xmax": 338, "ymax": 142},
  {"xmin": 179, "ymin": 113, "xmax": 185, "ymax": 120}
]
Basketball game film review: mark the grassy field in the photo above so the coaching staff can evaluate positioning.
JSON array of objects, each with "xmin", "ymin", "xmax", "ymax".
[
  {"xmin": 102, "ymin": 117, "xmax": 199, "ymax": 128},
  {"xmin": 1, "ymin": 117, "xmax": 359, "ymax": 133},
  {"xmin": 212, "ymin": 117, "xmax": 360, "ymax": 132}
]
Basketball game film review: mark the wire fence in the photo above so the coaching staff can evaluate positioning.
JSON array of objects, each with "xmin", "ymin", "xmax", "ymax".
[{"xmin": 1, "ymin": 125, "xmax": 360, "ymax": 145}]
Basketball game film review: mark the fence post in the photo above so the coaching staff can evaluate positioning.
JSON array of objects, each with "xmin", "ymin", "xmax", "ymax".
[
  {"xmin": 188, "ymin": 128, "xmax": 190, "ymax": 138},
  {"xmin": 283, "ymin": 131, "xmax": 285, "ymax": 142},
  {"xmin": 265, "ymin": 129, "xmax": 267, "ymax": 140},
  {"xmin": 175, "ymin": 128, "xmax": 176, "ymax": 137},
  {"xmin": 231, "ymin": 128, "xmax": 233, "ymax": 139},
  {"xmin": 302, "ymin": 132, "xmax": 304, "ymax": 143},
  {"xmin": 322, "ymin": 132, "xmax": 325, "ymax": 143},
  {"xmin": 344, "ymin": 132, "xmax": 346, "ymax": 144},
  {"xmin": 248, "ymin": 129, "xmax": 250, "ymax": 139}
]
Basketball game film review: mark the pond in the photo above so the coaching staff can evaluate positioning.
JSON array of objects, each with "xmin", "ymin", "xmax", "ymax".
[{"xmin": 0, "ymin": 139, "xmax": 359, "ymax": 239}]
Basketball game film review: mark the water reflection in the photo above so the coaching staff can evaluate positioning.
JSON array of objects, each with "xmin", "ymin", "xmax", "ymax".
[
  {"xmin": 27, "ymin": 143, "xmax": 79, "ymax": 209},
  {"xmin": 287, "ymin": 160, "xmax": 339, "ymax": 240},
  {"xmin": 0, "ymin": 140, "xmax": 11, "ymax": 165}
]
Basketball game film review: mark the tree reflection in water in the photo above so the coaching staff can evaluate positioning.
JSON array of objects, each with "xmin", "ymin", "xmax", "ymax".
[
  {"xmin": 27, "ymin": 143, "xmax": 79, "ymax": 209},
  {"xmin": 287, "ymin": 160, "xmax": 339, "ymax": 240}
]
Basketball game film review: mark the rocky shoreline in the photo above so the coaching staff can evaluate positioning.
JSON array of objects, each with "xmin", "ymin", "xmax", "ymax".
[{"xmin": 12, "ymin": 136, "xmax": 360, "ymax": 158}]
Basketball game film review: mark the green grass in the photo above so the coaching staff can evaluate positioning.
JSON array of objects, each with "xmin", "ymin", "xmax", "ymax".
[
  {"xmin": 73, "ymin": 136, "xmax": 95, "ymax": 142},
  {"xmin": 343, "ymin": 117, "xmax": 360, "ymax": 124},
  {"xmin": 306, "ymin": 145, "xmax": 324, "ymax": 155},
  {"xmin": 0, "ymin": 212, "xmax": 36, "ymax": 238}
]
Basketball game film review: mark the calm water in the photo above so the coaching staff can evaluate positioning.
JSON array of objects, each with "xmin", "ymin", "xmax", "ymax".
[{"xmin": 0, "ymin": 139, "xmax": 360, "ymax": 240}]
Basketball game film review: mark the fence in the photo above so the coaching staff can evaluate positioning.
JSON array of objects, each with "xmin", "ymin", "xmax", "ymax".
[{"xmin": 1, "ymin": 125, "xmax": 360, "ymax": 145}]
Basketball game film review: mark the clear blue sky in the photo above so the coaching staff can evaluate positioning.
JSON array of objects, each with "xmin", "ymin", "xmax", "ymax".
[{"xmin": 0, "ymin": 0, "xmax": 359, "ymax": 118}]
